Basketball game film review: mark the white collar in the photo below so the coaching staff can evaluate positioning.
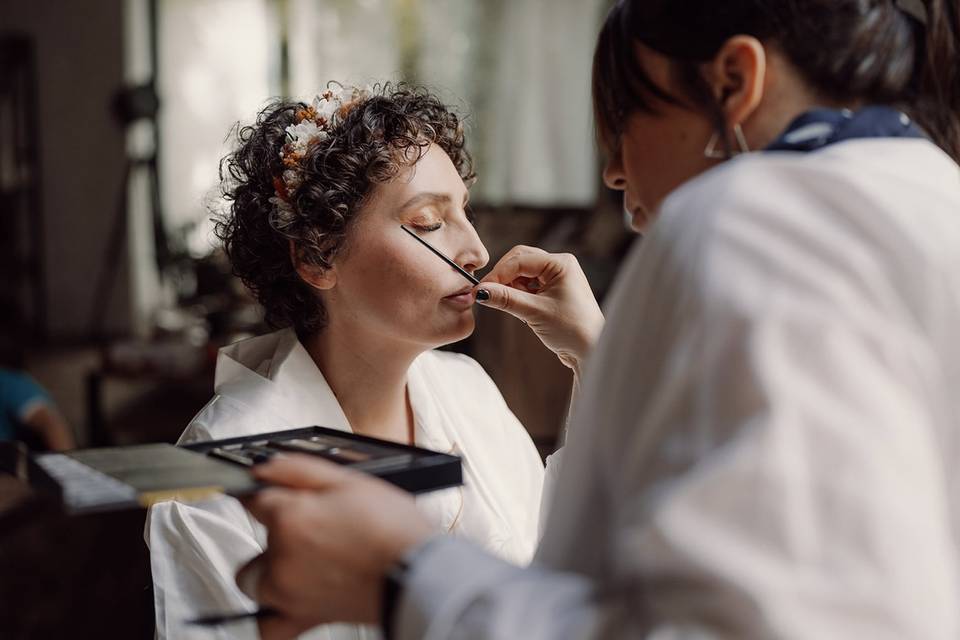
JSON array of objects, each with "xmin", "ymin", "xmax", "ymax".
[
  {"xmin": 213, "ymin": 329, "xmax": 351, "ymax": 434},
  {"xmin": 211, "ymin": 329, "xmax": 455, "ymax": 454}
]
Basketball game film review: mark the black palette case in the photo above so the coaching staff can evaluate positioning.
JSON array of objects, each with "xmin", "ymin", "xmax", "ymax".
[
  {"xmin": 184, "ymin": 426, "xmax": 462, "ymax": 495},
  {"xmin": 20, "ymin": 426, "xmax": 461, "ymax": 515}
]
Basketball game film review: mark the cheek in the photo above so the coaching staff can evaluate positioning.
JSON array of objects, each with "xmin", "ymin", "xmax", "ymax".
[
  {"xmin": 624, "ymin": 121, "xmax": 711, "ymax": 207},
  {"xmin": 344, "ymin": 242, "xmax": 435, "ymax": 305},
  {"xmin": 620, "ymin": 138, "xmax": 663, "ymax": 201},
  {"xmin": 337, "ymin": 240, "xmax": 459, "ymax": 331},
  {"xmin": 331, "ymin": 221, "xmax": 476, "ymax": 343}
]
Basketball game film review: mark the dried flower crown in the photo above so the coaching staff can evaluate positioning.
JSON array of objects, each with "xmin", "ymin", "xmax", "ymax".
[{"xmin": 269, "ymin": 85, "xmax": 371, "ymax": 220}]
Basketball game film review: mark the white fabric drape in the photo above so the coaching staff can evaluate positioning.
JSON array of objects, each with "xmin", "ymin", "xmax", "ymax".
[{"xmin": 395, "ymin": 138, "xmax": 960, "ymax": 639}]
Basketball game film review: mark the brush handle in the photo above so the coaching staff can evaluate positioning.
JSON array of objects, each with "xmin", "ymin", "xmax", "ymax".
[
  {"xmin": 188, "ymin": 607, "xmax": 278, "ymax": 626},
  {"xmin": 400, "ymin": 225, "xmax": 481, "ymax": 286}
]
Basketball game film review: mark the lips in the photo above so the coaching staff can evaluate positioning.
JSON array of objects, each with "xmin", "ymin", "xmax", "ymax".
[
  {"xmin": 444, "ymin": 285, "xmax": 474, "ymax": 299},
  {"xmin": 442, "ymin": 285, "xmax": 475, "ymax": 308}
]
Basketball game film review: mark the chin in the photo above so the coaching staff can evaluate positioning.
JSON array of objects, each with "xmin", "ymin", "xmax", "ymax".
[
  {"xmin": 630, "ymin": 206, "xmax": 654, "ymax": 233},
  {"xmin": 431, "ymin": 313, "xmax": 476, "ymax": 348}
]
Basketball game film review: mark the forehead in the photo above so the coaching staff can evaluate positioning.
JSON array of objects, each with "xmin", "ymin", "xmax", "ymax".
[
  {"xmin": 389, "ymin": 143, "xmax": 466, "ymax": 197},
  {"xmin": 355, "ymin": 143, "xmax": 467, "ymax": 223}
]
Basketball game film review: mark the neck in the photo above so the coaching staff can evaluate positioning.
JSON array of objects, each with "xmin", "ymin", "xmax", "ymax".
[
  {"xmin": 744, "ymin": 49, "xmax": 860, "ymax": 150},
  {"xmin": 303, "ymin": 320, "xmax": 422, "ymax": 444}
]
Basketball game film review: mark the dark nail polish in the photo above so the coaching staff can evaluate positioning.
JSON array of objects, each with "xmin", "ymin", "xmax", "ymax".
[{"xmin": 476, "ymin": 289, "xmax": 490, "ymax": 302}]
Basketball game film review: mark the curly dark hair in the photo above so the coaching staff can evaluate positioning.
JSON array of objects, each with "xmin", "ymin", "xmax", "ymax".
[{"xmin": 216, "ymin": 83, "xmax": 475, "ymax": 335}]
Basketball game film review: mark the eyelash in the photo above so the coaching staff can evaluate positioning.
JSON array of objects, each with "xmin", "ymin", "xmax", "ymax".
[{"xmin": 414, "ymin": 222, "xmax": 442, "ymax": 232}]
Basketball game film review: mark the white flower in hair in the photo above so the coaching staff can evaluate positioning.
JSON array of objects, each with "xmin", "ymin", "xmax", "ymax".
[
  {"xmin": 285, "ymin": 120, "xmax": 327, "ymax": 154},
  {"xmin": 312, "ymin": 93, "xmax": 340, "ymax": 123},
  {"xmin": 286, "ymin": 120, "xmax": 322, "ymax": 142},
  {"xmin": 268, "ymin": 196, "xmax": 295, "ymax": 228},
  {"xmin": 282, "ymin": 169, "xmax": 301, "ymax": 190},
  {"xmin": 273, "ymin": 83, "xmax": 373, "ymax": 210}
]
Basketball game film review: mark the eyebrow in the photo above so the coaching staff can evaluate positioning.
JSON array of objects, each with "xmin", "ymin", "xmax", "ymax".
[{"xmin": 397, "ymin": 191, "xmax": 469, "ymax": 213}]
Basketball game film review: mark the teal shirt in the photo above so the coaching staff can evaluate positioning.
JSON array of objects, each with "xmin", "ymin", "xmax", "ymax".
[{"xmin": 0, "ymin": 368, "xmax": 49, "ymax": 440}]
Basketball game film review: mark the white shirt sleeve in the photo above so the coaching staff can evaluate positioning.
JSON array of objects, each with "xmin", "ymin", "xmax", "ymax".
[
  {"xmin": 396, "ymin": 292, "xmax": 958, "ymax": 639},
  {"xmin": 147, "ymin": 496, "xmax": 263, "ymax": 640},
  {"xmin": 393, "ymin": 157, "xmax": 960, "ymax": 639}
]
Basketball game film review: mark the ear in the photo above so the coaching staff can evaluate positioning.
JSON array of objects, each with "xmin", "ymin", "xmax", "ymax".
[
  {"xmin": 289, "ymin": 240, "xmax": 337, "ymax": 291},
  {"xmin": 702, "ymin": 35, "xmax": 767, "ymax": 127}
]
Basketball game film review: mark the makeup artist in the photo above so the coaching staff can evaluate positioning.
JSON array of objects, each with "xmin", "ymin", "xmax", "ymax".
[{"xmin": 237, "ymin": 0, "xmax": 960, "ymax": 637}]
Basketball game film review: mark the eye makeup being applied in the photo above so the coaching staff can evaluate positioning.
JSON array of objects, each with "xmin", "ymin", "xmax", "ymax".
[{"xmin": 400, "ymin": 224, "xmax": 480, "ymax": 286}]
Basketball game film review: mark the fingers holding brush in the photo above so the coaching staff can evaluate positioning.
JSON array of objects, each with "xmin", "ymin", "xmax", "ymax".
[
  {"xmin": 475, "ymin": 246, "xmax": 604, "ymax": 376},
  {"xmin": 396, "ymin": 226, "xmax": 604, "ymax": 377}
]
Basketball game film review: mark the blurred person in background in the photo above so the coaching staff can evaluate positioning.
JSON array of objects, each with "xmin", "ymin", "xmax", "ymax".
[{"xmin": 0, "ymin": 367, "xmax": 74, "ymax": 452}]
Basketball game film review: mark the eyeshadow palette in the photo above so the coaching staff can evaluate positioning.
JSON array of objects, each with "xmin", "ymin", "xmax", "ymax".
[
  {"xmin": 17, "ymin": 427, "xmax": 462, "ymax": 515},
  {"xmin": 183, "ymin": 426, "xmax": 462, "ymax": 494}
]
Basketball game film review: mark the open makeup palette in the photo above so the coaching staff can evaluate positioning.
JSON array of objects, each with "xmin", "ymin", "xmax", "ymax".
[
  {"xmin": 12, "ymin": 426, "xmax": 461, "ymax": 515},
  {"xmin": 184, "ymin": 426, "xmax": 462, "ymax": 493}
]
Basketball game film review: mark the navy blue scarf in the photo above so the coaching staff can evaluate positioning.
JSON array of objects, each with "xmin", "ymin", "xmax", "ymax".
[{"xmin": 765, "ymin": 105, "xmax": 925, "ymax": 153}]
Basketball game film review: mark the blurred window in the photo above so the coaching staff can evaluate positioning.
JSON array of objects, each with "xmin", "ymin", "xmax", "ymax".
[
  {"xmin": 158, "ymin": 0, "xmax": 605, "ymax": 255},
  {"xmin": 158, "ymin": 0, "xmax": 281, "ymax": 254}
]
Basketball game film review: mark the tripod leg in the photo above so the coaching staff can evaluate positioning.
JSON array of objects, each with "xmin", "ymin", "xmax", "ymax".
[{"xmin": 88, "ymin": 161, "xmax": 132, "ymax": 343}]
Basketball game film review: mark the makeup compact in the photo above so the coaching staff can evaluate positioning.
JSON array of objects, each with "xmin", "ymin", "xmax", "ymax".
[
  {"xmin": 184, "ymin": 426, "xmax": 462, "ymax": 494},
  {"xmin": 15, "ymin": 426, "xmax": 462, "ymax": 515}
]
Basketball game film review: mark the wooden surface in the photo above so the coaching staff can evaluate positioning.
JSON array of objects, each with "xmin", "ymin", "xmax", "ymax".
[{"xmin": 472, "ymin": 305, "xmax": 573, "ymax": 459}]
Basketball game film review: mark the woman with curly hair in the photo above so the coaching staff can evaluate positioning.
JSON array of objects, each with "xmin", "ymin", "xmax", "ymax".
[{"xmin": 146, "ymin": 84, "xmax": 547, "ymax": 640}]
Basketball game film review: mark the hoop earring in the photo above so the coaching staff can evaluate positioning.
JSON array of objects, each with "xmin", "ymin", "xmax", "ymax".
[{"xmin": 704, "ymin": 124, "xmax": 750, "ymax": 159}]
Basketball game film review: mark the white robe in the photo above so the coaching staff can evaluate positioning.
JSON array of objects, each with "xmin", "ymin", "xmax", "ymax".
[
  {"xmin": 395, "ymin": 137, "xmax": 960, "ymax": 639},
  {"xmin": 146, "ymin": 329, "xmax": 545, "ymax": 639}
]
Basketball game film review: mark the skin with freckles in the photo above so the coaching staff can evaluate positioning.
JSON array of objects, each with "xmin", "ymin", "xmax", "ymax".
[
  {"xmin": 294, "ymin": 142, "xmax": 488, "ymax": 445},
  {"xmin": 318, "ymin": 142, "xmax": 487, "ymax": 354}
]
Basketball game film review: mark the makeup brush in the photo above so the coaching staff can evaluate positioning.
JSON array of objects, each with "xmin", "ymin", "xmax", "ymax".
[
  {"xmin": 188, "ymin": 607, "xmax": 278, "ymax": 627},
  {"xmin": 400, "ymin": 225, "xmax": 480, "ymax": 286}
]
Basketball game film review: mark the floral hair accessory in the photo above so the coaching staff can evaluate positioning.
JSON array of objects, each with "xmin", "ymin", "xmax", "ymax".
[{"xmin": 270, "ymin": 85, "xmax": 371, "ymax": 220}]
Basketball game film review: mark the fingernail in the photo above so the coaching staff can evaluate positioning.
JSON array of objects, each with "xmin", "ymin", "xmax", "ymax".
[{"xmin": 475, "ymin": 289, "xmax": 490, "ymax": 302}]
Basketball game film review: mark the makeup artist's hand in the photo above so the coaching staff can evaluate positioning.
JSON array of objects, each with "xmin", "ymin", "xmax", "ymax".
[
  {"xmin": 236, "ymin": 455, "xmax": 433, "ymax": 638},
  {"xmin": 476, "ymin": 246, "xmax": 604, "ymax": 377}
]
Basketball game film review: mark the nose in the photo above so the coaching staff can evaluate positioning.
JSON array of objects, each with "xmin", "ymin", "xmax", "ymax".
[
  {"xmin": 602, "ymin": 147, "xmax": 627, "ymax": 191},
  {"xmin": 455, "ymin": 222, "xmax": 489, "ymax": 276}
]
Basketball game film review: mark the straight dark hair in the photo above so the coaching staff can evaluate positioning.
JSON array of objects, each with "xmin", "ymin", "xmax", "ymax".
[{"xmin": 593, "ymin": 0, "xmax": 960, "ymax": 163}]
